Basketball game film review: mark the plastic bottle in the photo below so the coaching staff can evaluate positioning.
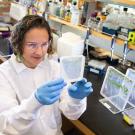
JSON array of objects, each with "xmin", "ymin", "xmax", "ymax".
[
  {"xmin": 119, "ymin": 7, "xmax": 129, "ymax": 28},
  {"xmin": 28, "ymin": 5, "xmax": 37, "ymax": 15},
  {"xmin": 55, "ymin": 0, "xmax": 62, "ymax": 17},
  {"xmin": 71, "ymin": 2, "xmax": 82, "ymax": 25},
  {"xmin": 60, "ymin": 3, "xmax": 65, "ymax": 19},
  {"xmin": 34, "ymin": 0, "xmax": 47, "ymax": 16},
  {"xmin": 49, "ymin": 1, "xmax": 56, "ymax": 15},
  {"xmin": 80, "ymin": 5, "xmax": 86, "ymax": 25},
  {"xmin": 65, "ymin": 9, "xmax": 71, "ymax": 22}
]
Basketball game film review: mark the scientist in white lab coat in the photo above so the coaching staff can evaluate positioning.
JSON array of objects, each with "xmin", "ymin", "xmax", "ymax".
[{"xmin": 0, "ymin": 15, "xmax": 93, "ymax": 135}]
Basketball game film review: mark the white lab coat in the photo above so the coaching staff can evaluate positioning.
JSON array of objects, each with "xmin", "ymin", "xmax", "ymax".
[{"xmin": 0, "ymin": 54, "xmax": 86, "ymax": 135}]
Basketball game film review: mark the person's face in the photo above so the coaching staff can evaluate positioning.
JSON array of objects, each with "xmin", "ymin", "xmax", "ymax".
[{"xmin": 22, "ymin": 27, "xmax": 49, "ymax": 68}]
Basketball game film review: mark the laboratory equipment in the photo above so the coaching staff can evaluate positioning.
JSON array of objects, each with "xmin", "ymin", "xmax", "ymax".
[
  {"xmin": 57, "ymin": 32, "xmax": 84, "ymax": 57},
  {"xmin": 119, "ymin": 27, "xmax": 133, "ymax": 38},
  {"xmin": 102, "ymin": 22, "xmax": 119, "ymax": 35},
  {"xmin": 110, "ymin": 35, "xmax": 115, "ymax": 61},
  {"xmin": 122, "ymin": 68, "xmax": 135, "ymax": 129},
  {"xmin": 88, "ymin": 59, "xmax": 106, "ymax": 75},
  {"xmin": 123, "ymin": 112, "xmax": 133, "ymax": 125},
  {"xmin": 19, "ymin": 0, "xmax": 35, "ymax": 7},
  {"xmin": 84, "ymin": 27, "xmax": 91, "ymax": 61},
  {"xmin": 123, "ymin": 41, "xmax": 128, "ymax": 65},
  {"xmin": 126, "ymin": 68, "xmax": 135, "ymax": 107},
  {"xmin": 99, "ymin": 66, "xmax": 134, "ymax": 114},
  {"xmin": 60, "ymin": 55, "xmax": 85, "ymax": 82},
  {"xmin": 122, "ymin": 108, "xmax": 135, "ymax": 129},
  {"xmin": 118, "ymin": 40, "xmax": 132, "ymax": 69},
  {"xmin": 9, "ymin": 3, "xmax": 27, "ymax": 21},
  {"xmin": 128, "ymin": 31, "xmax": 135, "ymax": 45}
]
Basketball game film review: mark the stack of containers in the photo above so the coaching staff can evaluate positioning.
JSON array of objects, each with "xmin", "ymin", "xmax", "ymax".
[{"xmin": 57, "ymin": 32, "xmax": 84, "ymax": 57}]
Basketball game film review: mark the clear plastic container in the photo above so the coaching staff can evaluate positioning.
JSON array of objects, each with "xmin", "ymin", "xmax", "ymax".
[
  {"xmin": 122, "ymin": 68, "xmax": 135, "ymax": 129},
  {"xmin": 57, "ymin": 32, "xmax": 84, "ymax": 57},
  {"xmin": 99, "ymin": 66, "xmax": 134, "ymax": 114},
  {"xmin": 60, "ymin": 55, "xmax": 85, "ymax": 82},
  {"xmin": 126, "ymin": 68, "xmax": 135, "ymax": 107}
]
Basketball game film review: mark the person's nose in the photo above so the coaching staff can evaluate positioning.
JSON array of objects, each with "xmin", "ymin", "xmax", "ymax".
[{"xmin": 35, "ymin": 46, "xmax": 43, "ymax": 55}]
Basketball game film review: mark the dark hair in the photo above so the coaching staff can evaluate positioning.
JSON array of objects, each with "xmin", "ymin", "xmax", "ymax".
[{"xmin": 11, "ymin": 15, "xmax": 53, "ymax": 60}]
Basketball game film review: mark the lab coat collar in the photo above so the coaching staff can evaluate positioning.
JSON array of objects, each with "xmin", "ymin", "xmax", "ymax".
[{"xmin": 10, "ymin": 54, "xmax": 49, "ymax": 74}]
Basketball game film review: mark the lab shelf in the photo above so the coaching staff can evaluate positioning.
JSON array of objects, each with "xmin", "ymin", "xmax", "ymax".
[
  {"xmin": 0, "ymin": 1, "xmax": 11, "ymax": 16},
  {"xmin": 48, "ymin": 15, "xmax": 86, "ymax": 32},
  {"xmin": 48, "ymin": 15, "xmax": 135, "ymax": 50},
  {"xmin": 112, "ymin": 0, "xmax": 135, "ymax": 6},
  {"xmin": 91, "ymin": 30, "xmax": 135, "ymax": 50}
]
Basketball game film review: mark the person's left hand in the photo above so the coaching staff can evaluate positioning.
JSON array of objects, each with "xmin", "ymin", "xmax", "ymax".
[{"xmin": 68, "ymin": 78, "xmax": 93, "ymax": 99}]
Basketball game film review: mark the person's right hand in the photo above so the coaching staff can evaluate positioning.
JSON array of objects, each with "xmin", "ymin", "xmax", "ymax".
[{"xmin": 35, "ymin": 78, "xmax": 67, "ymax": 105}]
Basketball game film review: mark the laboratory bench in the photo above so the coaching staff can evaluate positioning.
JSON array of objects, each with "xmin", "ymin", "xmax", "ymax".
[
  {"xmin": 77, "ymin": 65, "xmax": 135, "ymax": 135},
  {"xmin": 0, "ymin": 56, "xmax": 134, "ymax": 135}
]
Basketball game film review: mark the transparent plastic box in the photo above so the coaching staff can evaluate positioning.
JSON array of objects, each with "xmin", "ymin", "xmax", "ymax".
[
  {"xmin": 99, "ymin": 66, "xmax": 134, "ymax": 114},
  {"xmin": 126, "ymin": 68, "xmax": 135, "ymax": 107},
  {"xmin": 60, "ymin": 55, "xmax": 85, "ymax": 82},
  {"xmin": 123, "ymin": 68, "xmax": 135, "ymax": 129}
]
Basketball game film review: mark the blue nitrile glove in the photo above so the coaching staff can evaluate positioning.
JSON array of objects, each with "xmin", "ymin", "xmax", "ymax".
[
  {"xmin": 35, "ymin": 78, "xmax": 67, "ymax": 105},
  {"xmin": 68, "ymin": 78, "xmax": 93, "ymax": 99}
]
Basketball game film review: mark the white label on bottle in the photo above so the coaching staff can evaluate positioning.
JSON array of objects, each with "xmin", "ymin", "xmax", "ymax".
[
  {"xmin": 121, "ymin": 28, "xmax": 128, "ymax": 33},
  {"xmin": 90, "ymin": 68, "xmax": 99, "ymax": 74}
]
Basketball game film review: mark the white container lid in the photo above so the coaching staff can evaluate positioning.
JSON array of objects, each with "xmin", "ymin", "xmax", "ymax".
[
  {"xmin": 62, "ymin": 32, "xmax": 81, "ymax": 41},
  {"xmin": 88, "ymin": 60, "xmax": 106, "ymax": 70}
]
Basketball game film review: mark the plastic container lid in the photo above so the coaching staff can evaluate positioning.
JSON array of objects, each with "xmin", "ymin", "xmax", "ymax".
[
  {"xmin": 88, "ymin": 60, "xmax": 106, "ymax": 70},
  {"xmin": 61, "ymin": 32, "xmax": 81, "ymax": 40}
]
